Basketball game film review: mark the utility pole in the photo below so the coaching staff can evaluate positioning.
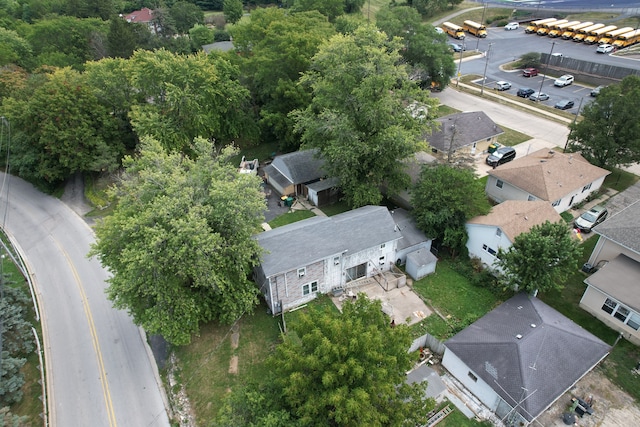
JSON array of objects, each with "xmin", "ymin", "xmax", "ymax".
[
  {"xmin": 480, "ymin": 43, "xmax": 493, "ymax": 95},
  {"xmin": 536, "ymin": 41, "xmax": 555, "ymax": 100},
  {"xmin": 476, "ymin": 2, "xmax": 488, "ymax": 52},
  {"xmin": 456, "ymin": 40, "xmax": 465, "ymax": 87}
]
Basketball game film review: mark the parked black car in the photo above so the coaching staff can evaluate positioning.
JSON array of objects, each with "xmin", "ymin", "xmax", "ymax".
[
  {"xmin": 554, "ymin": 100, "xmax": 575, "ymax": 110},
  {"xmin": 517, "ymin": 88, "xmax": 535, "ymax": 98},
  {"xmin": 486, "ymin": 147, "xmax": 516, "ymax": 167}
]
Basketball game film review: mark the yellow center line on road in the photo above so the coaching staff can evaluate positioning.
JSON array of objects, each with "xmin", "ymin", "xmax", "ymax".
[{"xmin": 56, "ymin": 241, "xmax": 117, "ymax": 427}]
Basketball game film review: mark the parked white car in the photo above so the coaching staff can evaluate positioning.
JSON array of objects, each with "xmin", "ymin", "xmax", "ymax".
[
  {"xmin": 505, "ymin": 22, "xmax": 519, "ymax": 30},
  {"xmin": 597, "ymin": 44, "xmax": 614, "ymax": 53},
  {"xmin": 554, "ymin": 74, "xmax": 574, "ymax": 87}
]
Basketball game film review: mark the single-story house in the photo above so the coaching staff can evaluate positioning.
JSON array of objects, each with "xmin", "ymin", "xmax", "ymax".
[
  {"xmin": 426, "ymin": 111, "xmax": 503, "ymax": 159},
  {"xmin": 443, "ymin": 293, "xmax": 610, "ymax": 426},
  {"xmin": 263, "ymin": 149, "xmax": 337, "ymax": 206},
  {"xmin": 123, "ymin": 8, "xmax": 159, "ymax": 34},
  {"xmin": 391, "ymin": 208, "xmax": 437, "ymax": 280},
  {"xmin": 466, "ymin": 200, "xmax": 563, "ymax": 270},
  {"xmin": 485, "ymin": 149, "xmax": 610, "ymax": 213},
  {"xmin": 579, "ymin": 200, "xmax": 640, "ymax": 345}
]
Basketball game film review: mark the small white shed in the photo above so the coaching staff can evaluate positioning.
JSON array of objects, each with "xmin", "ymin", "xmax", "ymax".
[{"xmin": 405, "ymin": 248, "xmax": 438, "ymax": 281}]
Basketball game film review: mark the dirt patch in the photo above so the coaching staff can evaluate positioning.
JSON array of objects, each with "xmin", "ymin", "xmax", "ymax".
[
  {"xmin": 228, "ymin": 355, "xmax": 239, "ymax": 374},
  {"xmin": 535, "ymin": 368, "xmax": 640, "ymax": 427}
]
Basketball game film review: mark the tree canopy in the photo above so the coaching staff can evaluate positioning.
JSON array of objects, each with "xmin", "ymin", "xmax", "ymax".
[
  {"xmin": 567, "ymin": 76, "xmax": 640, "ymax": 169},
  {"xmin": 217, "ymin": 296, "xmax": 434, "ymax": 426},
  {"xmin": 411, "ymin": 164, "xmax": 491, "ymax": 254},
  {"xmin": 376, "ymin": 5, "xmax": 455, "ymax": 89},
  {"xmin": 293, "ymin": 25, "xmax": 436, "ymax": 208},
  {"xmin": 90, "ymin": 137, "xmax": 266, "ymax": 345},
  {"xmin": 495, "ymin": 221, "xmax": 582, "ymax": 295}
]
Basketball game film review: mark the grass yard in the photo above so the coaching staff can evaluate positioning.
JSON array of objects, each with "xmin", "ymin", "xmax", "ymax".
[
  {"xmin": 319, "ymin": 201, "xmax": 351, "ymax": 217},
  {"xmin": 603, "ymin": 168, "xmax": 639, "ymax": 193},
  {"xmin": 268, "ymin": 209, "xmax": 315, "ymax": 228},
  {"xmin": 171, "ymin": 303, "xmax": 281, "ymax": 424}
]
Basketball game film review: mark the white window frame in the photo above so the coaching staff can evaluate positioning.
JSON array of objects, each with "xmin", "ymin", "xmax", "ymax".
[
  {"xmin": 552, "ymin": 199, "xmax": 561, "ymax": 207},
  {"xmin": 297, "ymin": 267, "xmax": 306, "ymax": 278},
  {"xmin": 302, "ymin": 281, "xmax": 318, "ymax": 296}
]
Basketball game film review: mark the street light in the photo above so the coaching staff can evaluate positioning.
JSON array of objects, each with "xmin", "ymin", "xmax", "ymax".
[
  {"xmin": 564, "ymin": 97, "xmax": 584, "ymax": 151},
  {"xmin": 480, "ymin": 43, "xmax": 493, "ymax": 96},
  {"xmin": 536, "ymin": 41, "xmax": 555, "ymax": 100}
]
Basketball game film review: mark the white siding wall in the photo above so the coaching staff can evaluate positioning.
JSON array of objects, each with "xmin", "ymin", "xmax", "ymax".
[
  {"xmin": 485, "ymin": 176, "xmax": 530, "ymax": 204},
  {"xmin": 580, "ymin": 286, "xmax": 640, "ymax": 346},
  {"xmin": 551, "ymin": 176, "xmax": 607, "ymax": 213},
  {"xmin": 465, "ymin": 224, "xmax": 512, "ymax": 270},
  {"xmin": 340, "ymin": 241, "xmax": 397, "ymax": 286},
  {"xmin": 442, "ymin": 349, "xmax": 501, "ymax": 411}
]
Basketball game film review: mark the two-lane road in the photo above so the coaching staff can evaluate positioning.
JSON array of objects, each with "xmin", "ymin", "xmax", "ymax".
[{"xmin": 0, "ymin": 172, "xmax": 170, "ymax": 427}]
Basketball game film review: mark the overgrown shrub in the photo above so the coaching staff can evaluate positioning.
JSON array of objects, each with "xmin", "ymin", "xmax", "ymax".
[{"xmin": 214, "ymin": 29, "xmax": 231, "ymax": 41}]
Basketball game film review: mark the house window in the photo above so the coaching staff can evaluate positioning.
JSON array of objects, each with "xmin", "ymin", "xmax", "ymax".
[
  {"xmin": 602, "ymin": 298, "xmax": 616, "ymax": 314},
  {"xmin": 496, "ymin": 229, "xmax": 502, "ymax": 238},
  {"xmin": 380, "ymin": 243, "xmax": 386, "ymax": 250},
  {"xmin": 302, "ymin": 281, "xmax": 318, "ymax": 296},
  {"xmin": 379, "ymin": 256, "xmax": 385, "ymax": 265},
  {"xmin": 468, "ymin": 371, "xmax": 478, "ymax": 382},
  {"xmin": 496, "ymin": 179, "xmax": 504, "ymax": 189},
  {"xmin": 552, "ymin": 199, "xmax": 561, "ymax": 207},
  {"xmin": 482, "ymin": 244, "xmax": 497, "ymax": 257},
  {"xmin": 297, "ymin": 267, "xmax": 306, "ymax": 278},
  {"xmin": 627, "ymin": 313, "xmax": 640, "ymax": 331},
  {"xmin": 582, "ymin": 183, "xmax": 592, "ymax": 192},
  {"xmin": 614, "ymin": 305, "xmax": 630, "ymax": 322},
  {"xmin": 528, "ymin": 195, "xmax": 536, "ymax": 201}
]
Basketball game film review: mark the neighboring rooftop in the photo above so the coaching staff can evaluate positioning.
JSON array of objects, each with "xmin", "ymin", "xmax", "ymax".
[
  {"xmin": 255, "ymin": 206, "xmax": 401, "ymax": 277},
  {"xmin": 426, "ymin": 111, "xmax": 503, "ymax": 152},
  {"xmin": 391, "ymin": 208, "xmax": 432, "ymax": 251},
  {"xmin": 263, "ymin": 149, "xmax": 326, "ymax": 186},
  {"xmin": 123, "ymin": 7, "xmax": 153, "ymax": 24},
  {"xmin": 445, "ymin": 293, "xmax": 610, "ymax": 423},
  {"xmin": 585, "ymin": 253, "xmax": 640, "ymax": 313},
  {"xmin": 488, "ymin": 149, "xmax": 610, "ymax": 202},
  {"xmin": 467, "ymin": 200, "xmax": 563, "ymax": 242},
  {"xmin": 593, "ymin": 199, "xmax": 640, "ymax": 254}
]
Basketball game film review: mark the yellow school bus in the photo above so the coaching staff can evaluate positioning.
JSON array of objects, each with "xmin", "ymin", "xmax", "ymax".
[
  {"xmin": 463, "ymin": 20, "xmax": 487, "ymax": 38},
  {"xmin": 549, "ymin": 21, "xmax": 581, "ymax": 38},
  {"xmin": 525, "ymin": 18, "xmax": 558, "ymax": 34},
  {"xmin": 612, "ymin": 29, "xmax": 640, "ymax": 48},
  {"xmin": 598, "ymin": 27, "xmax": 634, "ymax": 45},
  {"xmin": 580, "ymin": 25, "xmax": 613, "ymax": 43},
  {"xmin": 562, "ymin": 22, "xmax": 593, "ymax": 40},
  {"xmin": 442, "ymin": 22, "xmax": 466, "ymax": 40},
  {"xmin": 537, "ymin": 19, "xmax": 568, "ymax": 36}
]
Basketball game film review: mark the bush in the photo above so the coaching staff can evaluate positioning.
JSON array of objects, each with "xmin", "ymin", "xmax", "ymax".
[
  {"xmin": 214, "ymin": 29, "xmax": 231, "ymax": 42},
  {"xmin": 516, "ymin": 52, "xmax": 541, "ymax": 69}
]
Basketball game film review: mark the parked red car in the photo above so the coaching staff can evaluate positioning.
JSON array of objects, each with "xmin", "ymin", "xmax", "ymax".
[{"xmin": 522, "ymin": 68, "xmax": 539, "ymax": 77}]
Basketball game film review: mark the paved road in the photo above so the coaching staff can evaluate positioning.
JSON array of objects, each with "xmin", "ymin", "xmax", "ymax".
[{"xmin": 0, "ymin": 173, "xmax": 170, "ymax": 427}]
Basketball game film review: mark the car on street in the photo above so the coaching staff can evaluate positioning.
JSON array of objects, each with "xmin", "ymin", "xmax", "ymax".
[
  {"xmin": 495, "ymin": 81, "xmax": 512, "ymax": 91},
  {"xmin": 596, "ymin": 44, "xmax": 614, "ymax": 53},
  {"xmin": 529, "ymin": 92, "xmax": 550, "ymax": 102},
  {"xmin": 590, "ymin": 85, "xmax": 605, "ymax": 97},
  {"xmin": 554, "ymin": 99, "xmax": 575, "ymax": 110},
  {"xmin": 554, "ymin": 74, "xmax": 574, "ymax": 87},
  {"xmin": 486, "ymin": 146, "xmax": 516, "ymax": 167},
  {"xmin": 448, "ymin": 42, "xmax": 464, "ymax": 52},
  {"xmin": 505, "ymin": 22, "xmax": 520, "ymax": 30},
  {"xmin": 574, "ymin": 205, "xmax": 608, "ymax": 233},
  {"xmin": 522, "ymin": 68, "xmax": 538, "ymax": 77},
  {"xmin": 517, "ymin": 87, "xmax": 535, "ymax": 98},
  {"xmin": 434, "ymin": 26, "xmax": 444, "ymax": 34}
]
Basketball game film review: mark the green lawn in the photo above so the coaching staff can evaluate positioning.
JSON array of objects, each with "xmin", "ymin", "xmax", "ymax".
[
  {"xmin": 603, "ymin": 168, "xmax": 639, "ymax": 192},
  {"xmin": 268, "ymin": 209, "xmax": 315, "ymax": 228},
  {"xmin": 319, "ymin": 201, "xmax": 351, "ymax": 217}
]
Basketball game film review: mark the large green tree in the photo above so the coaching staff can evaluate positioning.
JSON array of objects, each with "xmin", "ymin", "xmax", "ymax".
[
  {"xmin": 90, "ymin": 137, "xmax": 266, "ymax": 345},
  {"xmin": 231, "ymin": 8, "xmax": 335, "ymax": 151},
  {"xmin": 126, "ymin": 49, "xmax": 256, "ymax": 152},
  {"xmin": 376, "ymin": 5, "xmax": 455, "ymax": 89},
  {"xmin": 0, "ymin": 27, "xmax": 34, "ymax": 70},
  {"xmin": 293, "ymin": 25, "xmax": 436, "ymax": 208},
  {"xmin": 267, "ymin": 296, "xmax": 434, "ymax": 426},
  {"xmin": 2, "ymin": 67, "xmax": 122, "ymax": 184},
  {"xmin": 411, "ymin": 164, "xmax": 491, "ymax": 254},
  {"xmin": 223, "ymin": 0, "xmax": 243, "ymax": 25},
  {"xmin": 495, "ymin": 221, "xmax": 582, "ymax": 295},
  {"xmin": 170, "ymin": 1, "xmax": 204, "ymax": 34},
  {"xmin": 566, "ymin": 76, "xmax": 640, "ymax": 169}
]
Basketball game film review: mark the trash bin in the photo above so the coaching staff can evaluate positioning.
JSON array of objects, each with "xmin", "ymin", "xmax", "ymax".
[
  {"xmin": 582, "ymin": 263, "xmax": 593, "ymax": 273},
  {"xmin": 285, "ymin": 197, "xmax": 294, "ymax": 207},
  {"xmin": 488, "ymin": 142, "xmax": 501, "ymax": 153}
]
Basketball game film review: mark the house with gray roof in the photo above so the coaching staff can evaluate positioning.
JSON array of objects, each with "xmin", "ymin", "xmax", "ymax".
[
  {"xmin": 442, "ymin": 293, "xmax": 610, "ymax": 426},
  {"xmin": 580, "ymin": 200, "xmax": 640, "ymax": 345},
  {"xmin": 466, "ymin": 200, "xmax": 563, "ymax": 270},
  {"xmin": 426, "ymin": 111, "xmax": 503, "ymax": 159},
  {"xmin": 485, "ymin": 149, "xmax": 610, "ymax": 213},
  {"xmin": 254, "ymin": 206, "xmax": 433, "ymax": 314},
  {"xmin": 263, "ymin": 149, "xmax": 337, "ymax": 206}
]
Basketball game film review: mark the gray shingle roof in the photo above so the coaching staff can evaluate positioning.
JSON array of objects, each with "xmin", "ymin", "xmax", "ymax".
[
  {"xmin": 269, "ymin": 149, "xmax": 326, "ymax": 185},
  {"xmin": 255, "ymin": 206, "xmax": 402, "ymax": 277},
  {"xmin": 585, "ymin": 253, "xmax": 640, "ymax": 313},
  {"xmin": 445, "ymin": 293, "xmax": 610, "ymax": 422},
  {"xmin": 426, "ymin": 111, "xmax": 503, "ymax": 152},
  {"xmin": 391, "ymin": 208, "xmax": 431, "ymax": 251},
  {"xmin": 593, "ymin": 199, "xmax": 640, "ymax": 255}
]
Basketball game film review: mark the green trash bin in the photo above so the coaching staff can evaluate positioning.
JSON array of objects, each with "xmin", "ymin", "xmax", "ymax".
[
  {"xmin": 488, "ymin": 142, "xmax": 501, "ymax": 153},
  {"xmin": 285, "ymin": 197, "xmax": 294, "ymax": 207}
]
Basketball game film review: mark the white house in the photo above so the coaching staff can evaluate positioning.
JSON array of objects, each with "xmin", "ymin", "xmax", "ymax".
[
  {"xmin": 580, "ymin": 200, "xmax": 640, "ymax": 345},
  {"xmin": 485, "ymin": 149, "xmax": 610, "ymax": 213},
  {"xmin": 442, "ymin": 293, "xmax": 610, "ymax": 426},
  {"xmin": 466, "ymin": 200, "xmax": 562, "ymax": 270}
]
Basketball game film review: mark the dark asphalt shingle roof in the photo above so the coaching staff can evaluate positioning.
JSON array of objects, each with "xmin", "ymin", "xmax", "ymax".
[
  {"xmin": 255, "ymin": 206, "xmax": 402, "ymax": 277},
  {"xmin": 593, "ymin": 199, "xmax": 640, "ymax": 255},
  {"xmin": 445, "ymin": 293, "xmax": 610, "ymax": 422},
  {"xmin": 268, "ymin": 149, "xmax": 326, "ymax": 186},
  {"xmin": 391, "ymin": 208, "xmax": 431, "ymax": 251},
  {"xmin": 426, "ymin": 111, "xmax": 503, "ymax": 152}
]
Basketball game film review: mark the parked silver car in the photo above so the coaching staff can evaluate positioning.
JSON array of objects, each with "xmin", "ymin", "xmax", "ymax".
[{"xmin": 574, "ymin": 205, "xmax": 608, "ymax": 233}]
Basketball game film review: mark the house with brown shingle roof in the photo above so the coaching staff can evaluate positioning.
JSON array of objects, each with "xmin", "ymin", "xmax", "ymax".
[
  {"xmin": 485, "ymin": 149, "xmax": 610, "ymax": 213},
  {"xmin": 466, "ymin": 200, "xmax": 563, "ymax": 270},
  {"xmin": 580, "ymin": 199, "xmax": 640, "ymax": 346},
  {"xmin": 426, "ymin": 111, "xmax": 503, "ymax": 160}
]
